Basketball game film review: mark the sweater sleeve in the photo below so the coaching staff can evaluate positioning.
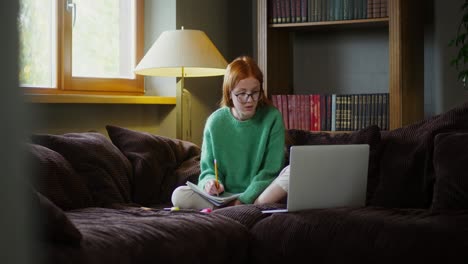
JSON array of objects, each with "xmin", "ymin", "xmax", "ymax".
[
  {"xmin": 238, "ymin": 110, "xmax": 285, "ymax": 204},
  {"xmin": 197, "ymin": 119, "xmax": 217, "ymax": 190}
]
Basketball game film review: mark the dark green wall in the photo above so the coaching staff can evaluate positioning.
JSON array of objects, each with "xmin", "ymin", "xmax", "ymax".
[{"xmin": 176, "ymin": 0, "xmax": 253, "ymax": 146}]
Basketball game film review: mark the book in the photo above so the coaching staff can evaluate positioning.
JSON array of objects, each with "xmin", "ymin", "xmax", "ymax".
[
  {"xmin": 372, "ymin": 0, "xmax": 381, "ymax": 18},
  {"xmin": 303, "ymin": 95, "xmax": 308, "ymax": 130},
  {"xmin": 380, "ymin": 0, "xmax": 387, "ymax": 17},
  {"xmin": 314, "ymin": 94, "xmax": 321, "ymax": 131},
  {"xmin": 275, "ymin": 0, "xmax": 283, "ymax": 23},
  {"xmin": 301, "ymin": 0, "xmax": 308, "ymax": 22},
  {"xmin": 186, "ymin": 181, "xmax": 241, "ymax": 207},
  {"xmin": 309, "ymin": 95, "xmax": 316, "ymax": 131},
  {"xmin": 320, "ymin": 94, "xmax": 327, "ymax": 131},
  {"xmin": 367, "ymin": 0, "xmax": 373, "ymax": 19},
  {"xmin": 280, "ymin": 0, "xmax": 286, "ymax": 23},
  {"xmin": 281, "ymin": 94, "xmax": 289, "ymax": 129},
  {"xmin": 331, "ymin": 94, "xmax": 336, "ymax": 131},
  {"xmin": 343, "ymin": 0, "xmax": 351, "ymax": 20},
  {"xmin": 317, "ymin": 0, "xmax": 323, "ymax": 21},
  {"xmin": 335, "ymin": 94, "xmax": 343, "ymax": 131},
  {"xmin": 269, "ymin": 0, "xmax": 276, "ymax": 24},
  {"xmin": 284, "ymin": 0, "xmax": 291, "ymax": 23},
  {"xmin": 290, "ymin": 0, "xmax": 297, "ymax": 22},
  {"xmin": 326, "ymin": 94, "xmax": 332, "ymax": 131},
  {"xmin": 328, "ymin": 0, "xmax": 335, "ymax": 21},
  {"xmin": 295, "ymin": 0, "xmax": 302, "ymax": 22},
  {"xmin": 354, "ymin": 0, "xmax": 360, "ymax": 19},
  {"xmin": 308, "ymin": 0, "xmax": 315, "ymax": 22},
  {"xmin": 287, "ymin": 94, "xmax": 295, "ymax": 129},
  {"xmin": 334, "ymin": 0, "xmax": 343, "ymax": 21}
]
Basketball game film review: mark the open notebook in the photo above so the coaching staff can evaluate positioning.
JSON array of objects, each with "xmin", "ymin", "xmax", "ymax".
[
  {"xmin": 262, "ymin": 144, "xmax": 369, "ymax": 213},
  {"xmin": 186, "ymin": 181, "xmax": 241, "ymax": 206}
]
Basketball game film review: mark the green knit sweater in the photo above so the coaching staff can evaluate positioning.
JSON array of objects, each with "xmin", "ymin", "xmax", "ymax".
[{"xmin": 198, "ymin": 105, "xmax": 285, "ymax": 204}]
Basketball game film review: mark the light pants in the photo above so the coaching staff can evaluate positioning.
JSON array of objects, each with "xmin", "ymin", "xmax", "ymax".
[
  {"xmin": 171, "ymin": 185, "xmax": 216, "ymax": 210},
  {"xmin": 171, "ymin": 165, "xmax": 291, "ymax": 210}
]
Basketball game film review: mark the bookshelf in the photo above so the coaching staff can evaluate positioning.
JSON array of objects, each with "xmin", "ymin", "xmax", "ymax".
[{"xmin": 257, "ymin": 0, "xmax": 424, "ymax": 130}]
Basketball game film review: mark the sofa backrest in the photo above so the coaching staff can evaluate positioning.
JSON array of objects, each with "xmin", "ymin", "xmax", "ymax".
[
  {"xmin": 369, "ymin": 102, "xmax": 468, "ymax": 209},
  {"xmin": 28, "ymin": 127, "xmax": 202, "ymax": 210},
  {"xmin": 106, "ymin": 125, "xmax": 201, "ymax": 207},
  {"xmin": 286, "ymin": 102, "xmax": 468, "ymax": 209},
  {"xmin": 30, "ymin": 132, "xmax": 133, "ymax": 208}
]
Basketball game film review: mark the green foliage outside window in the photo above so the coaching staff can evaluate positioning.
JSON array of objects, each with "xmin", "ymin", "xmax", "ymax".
[
  {"xmin": 18, "ymin": 0, "xmax": 53, "ymax": 87},
  {"xmin": 18, "ymin": 0, "xmax": 133, "ymax": 88}
]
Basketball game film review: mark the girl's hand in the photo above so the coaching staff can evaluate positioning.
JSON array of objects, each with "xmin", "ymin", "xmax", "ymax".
[
  {"xmin": 204, "ymin": 179, "xmax": 224, "ymax": 195},
  {"xmin": 225, "ymin": 199, "xmax": 242, "ymax": 207},
  {"xmin": 229, "ymin": 199, "xmax": 243, "ymax": 206}
]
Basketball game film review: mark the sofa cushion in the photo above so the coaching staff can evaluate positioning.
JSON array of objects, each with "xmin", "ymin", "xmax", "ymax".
[
  {"xmin": 106, "ymin": 125, "xmax": 201, "ymax": 206},
  {"xmin": 50, "ymin": 207, "xmax": 249, "ymax": 263},
  {"xmin": 431, "ymin": 132, "xmax": 468, "ymax": 211},
  {"xmin": 286, "ymin": 125, "xmax": 381, "ymax": 202},
  {"xmin": 369, "ymin": 102, "xmax": 468, "ymax": 208},
  {"xmin": 28, "ymin": 143, "xmax": 93, "ymax": 210},
  {"xmin": 249, "ymin": 206, "xmax": 468, "ymax": 264},
  {"xmin": 33, "ymin": 189, "xmax": 82, "ymax": 245},
  {"xmin": 213, "ymin": 204, "xmax": 282, "ymax": 229},
  {"xmin": 31, "ymin": 132, "xmax": 132, "ymax": 207}
]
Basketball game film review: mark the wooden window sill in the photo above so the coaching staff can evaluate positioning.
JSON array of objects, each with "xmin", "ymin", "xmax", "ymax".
[{"xmin": 24, "ymin": 94, "xmax": 176, "ymax": 105}]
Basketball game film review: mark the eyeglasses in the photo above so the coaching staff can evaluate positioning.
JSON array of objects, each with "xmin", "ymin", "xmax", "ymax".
[{"xmin": 232, "ymin": 91, "xmax": 261, "ymax": 103}]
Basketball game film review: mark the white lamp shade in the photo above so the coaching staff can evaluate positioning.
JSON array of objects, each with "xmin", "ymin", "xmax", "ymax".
[{"xmin": 134, "ymin": 29, "xmax": 228, "ymax": 77}]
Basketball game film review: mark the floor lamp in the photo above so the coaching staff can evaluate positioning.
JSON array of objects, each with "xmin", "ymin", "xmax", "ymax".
[{"xmin": 134, "ymin": 27, "xmax": 227, "ymax": 141}]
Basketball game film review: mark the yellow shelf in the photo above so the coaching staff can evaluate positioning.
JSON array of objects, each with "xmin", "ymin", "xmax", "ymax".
[{"xmin": 25, "ymin": 94, "xmax": 176, "ymax": 105}]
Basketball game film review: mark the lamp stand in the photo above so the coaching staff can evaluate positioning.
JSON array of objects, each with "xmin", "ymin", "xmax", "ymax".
[
  {"xmin": 176, "ymin": 67, "xmax": 192, "ymax": 141},
  {"xmin": 176, "ymin": 77, "xmax": 184, "ymax": 140}
]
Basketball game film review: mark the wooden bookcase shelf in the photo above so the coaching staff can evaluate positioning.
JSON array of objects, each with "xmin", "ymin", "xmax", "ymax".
[
  {"xmin": 257, "ymin": 0, "xmax": 424, "ymax": 130},
  {"xmin": 269, "ymin": 17, "xmax": 389, "ymax": 29}
]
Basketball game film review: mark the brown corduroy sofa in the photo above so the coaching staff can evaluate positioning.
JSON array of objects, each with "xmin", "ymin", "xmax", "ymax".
[
  {"xmin": 217, "ymin": 101, "xmax": 468, "ymax": 264},
  {"xmin": 29, "ymin": 103, "xmax": 468, "ymax": 264}
]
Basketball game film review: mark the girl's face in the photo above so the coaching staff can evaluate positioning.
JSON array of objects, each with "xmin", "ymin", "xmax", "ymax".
[{"xmin": 230, "ymin": 77, "xmax": 261, "ymax": 121}]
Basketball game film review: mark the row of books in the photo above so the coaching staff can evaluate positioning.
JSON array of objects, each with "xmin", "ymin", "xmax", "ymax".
[
  {"xmin": 271, "ymin": 93, "xmax": 389, "ymax": 131},
  {"xmin": 268, "ymin": 0, "xmax": 388, "ymax": 24}
]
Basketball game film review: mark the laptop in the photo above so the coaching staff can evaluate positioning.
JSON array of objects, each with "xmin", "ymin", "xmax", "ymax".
[{"xmin": 262, "ymin": 144, "xmax": 370, "ymax": 213}]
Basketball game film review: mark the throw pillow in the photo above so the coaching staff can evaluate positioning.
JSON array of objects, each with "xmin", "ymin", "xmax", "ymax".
[
  {"xmin": 369, "ymin": 102, "xmax": 468, "ymax": 208},
  {"xmin": 106, "ymin": 125, "xmax": 201, "ymax": 206},
  {"xmin": 31, "ymin": 132, "xmax": 133, "ymax": 207},
  {"xmin": 33, "ymin": 188, "xmax": 82, "ymax": 245},
  {"xmin": 286, "ymin": 124, "xmax": 382, "ymax": 203},
  {"xmin": 28, "ymin": 143, "xmax": 93, "ymax": 210},
  {"xmin": 431, "ymin": 132, "xmax": 468, "ymax": 211}
]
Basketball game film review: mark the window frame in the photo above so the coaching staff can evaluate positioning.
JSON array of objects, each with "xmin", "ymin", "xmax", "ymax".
[{"xmin": 23, "ymin": 0, "xmax": 144, "ymax": 96}]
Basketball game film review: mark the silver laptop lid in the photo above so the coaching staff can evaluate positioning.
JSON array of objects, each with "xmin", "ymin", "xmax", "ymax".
[{"xmin": 287, "ymin": 144, "xmax": 369, "ymax": 211}]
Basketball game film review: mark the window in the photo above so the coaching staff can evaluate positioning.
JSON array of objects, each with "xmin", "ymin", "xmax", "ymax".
[{"xmin": 18, "ymin": 0, "xmax": 144, "ymax": 95}]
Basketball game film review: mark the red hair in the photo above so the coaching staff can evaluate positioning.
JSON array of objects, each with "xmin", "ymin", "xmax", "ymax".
[{"xmin": 220, "ymin": 56, "xmax": 271, "ymax": 108}]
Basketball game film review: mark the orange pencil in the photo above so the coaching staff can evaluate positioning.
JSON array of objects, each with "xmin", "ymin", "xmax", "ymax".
[{"xmin": 214, "ymin": 159, "xmax": 220, "ymax": 196}]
